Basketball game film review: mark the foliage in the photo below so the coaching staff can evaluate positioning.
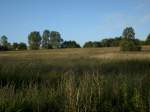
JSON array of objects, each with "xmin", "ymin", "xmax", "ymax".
[
  {"xmin": 12, "ymin": 42, "xmax": 19, "ymax": 50},
  {"xmin": 139, "ymin": 40, "xmax": 145, "ymax": 45},
  {"xmin": 120, "ymin": 27, "xmax": 141, "ymax": 51},
  {"xmin": 61, "ymin": 40, "xmax": 80, "ymax": 48},
  {"xmin": 83, "ymin": 37, "xmax": 122, "ymax": 48},
  {"xmin": 18, "ymin": 42, "xmax": 27, "ymax": 50},
  {"xmin": 101, "ymin": 38, "xmax": 113, "ymax": 47},
  {"xmin": 83, "ymin": 41, "xmax": 101, "ymax": 48},
  {"xmin": 1, "ymin": 27, "xmax": 150, "ymax": 51},
  {"xmin": 120, "ymin": 39, "xmax": 141, "ymax": 51},
  {"xmin": 0, "ymin": 35, "xmax": 8, "ymax": 47},
  {"xmin": 42, "ymin": 30, "xmax": 51, "ymax": 49},
  {"xmin": 145, "ymin": 33, "xmax": 150, "ymax": 45},
  {"xmin": 122, "ymin": 27, "xmax": 135, "ymax": 40},
  {"xmin": 0, "ymin": 35, "xmax": 10, "ymax": 50},
  {"xmin": 101, "ymin": 37, "xmax": 122, "ymax": 47},
  {"xmin": 28, "ymin": 31, "xmax": 42, "ymax": 50},
  {"xmin": 12, "ymin": 42, "xmax": 27, "ymax": 50},
  {"xmin": 83, "ymin": 41, "xmax": 93, "ymax": 48},
  {"xmin": 49, "ymin": 31, "xmax": 63, "ymax": 48}
]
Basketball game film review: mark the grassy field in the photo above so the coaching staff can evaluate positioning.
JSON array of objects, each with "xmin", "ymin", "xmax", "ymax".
[{"xmin": 0, "ymin": 47, "xmax": 150, "ymax": 112}]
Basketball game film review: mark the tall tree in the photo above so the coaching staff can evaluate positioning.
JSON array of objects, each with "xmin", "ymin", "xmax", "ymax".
[
  {"xmin": 0, "ymin": 35, "xmax": 8, "ymax": 47},
  {"xmin": 120, "ymin": 27, "xmax": 141, "ymax": 51},
  {"xmin": 18, "ymin": 42, "xmax": 27, "ymax": 50},
  {"xmin": 28, "ymin": 31, "xmax": 42, "ymax": 50},
  {"xmin": 12, "ymin": 42, "xmax": 19, "ymax": 50},
  {"xmin": 83, "ymin": 41, "xmax": 94, "ymax": 48},
  {"xmin": 42, "ymin": 30, "xmax": 51, "ymax": 49},
  {"xmin": 122, "ymin": 27, "xmax": 135, "ymax": 40},
  {"xmin": 146, "ymin": 34, "xmax": 150, "ymax": 45},
  {"xmin": 49, "ymin": 31, "xmax": 63, "ymax": 48},
  {"xmin": 0, "ymin": 35, "xmax": 10, "ymax": 50}
]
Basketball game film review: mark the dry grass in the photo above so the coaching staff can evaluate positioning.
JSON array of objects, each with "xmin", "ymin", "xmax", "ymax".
[
  {"xmin": 0, "ymin": 47, "xmax": 150, "ymax": 111},
  {"xmin": 0, "ymin": 46, "xmax": 150, "ymax": 60}
]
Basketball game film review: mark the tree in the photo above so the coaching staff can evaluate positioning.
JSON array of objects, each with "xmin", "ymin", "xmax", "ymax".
[
  {"xmin": 92, "ymin": 41, "xmax": 101, "ymax": 47},
  {"xmin": 99, "ymin": 37, "xmax": 122, "ymax": 47},
  {"xmin": 120, "ymin": 39, "xmax": 141, "ymax": 51},
  {"xmin": 61, "ymin": 40, "xmax": 80, "ymax": 48},
  {"xmin": 112, "ymin": 37, "xmax": 122, "ymax": 47},
  {"xmin": 0, "ymin": 35, "xmax": 8, "ymax": 46},
  {"xmin": 120, "ymin": 27, "xmax": 141, "ymax": 51},
  {"xmin": 83, "ymin": 41, "xmax": 101, "ymax": 48},
  {"xmin": 83, "ymin": 41, "xmax": 94, "ymax": 48},
  {"xmin": 101, "ymin": 39, "xmax": 113, "ymax": 47},
  {"xmin": 145, "ymin": 34, "xmax": 150, "ymax": 45},
  {"xmin": 0, "ymin": 35, "xmax": 9, "ymax": 50},
  {"xmin": 18, "ymin": 42, "xmax": 27, "ymax": 50},
  {"xmin": 49, "ymin": 31, "xmax": 63, "ymax": 48},
  {"xmin": 28, "ymin": 31, "xmax": 42, "ymax": 50},
  {"xmin": 42, "ymin": 30, "xmax": 51, "ymax": 49},
  {"xmin": 12, "ymin": 42, "xmax": 19, "ymax": 50},
  {"xmin": 122, "ymin": 27, "xmax": 135, "ymax": 40},
  {"xmin": 7, "ymin": 43, "xmax": 12, "ymax": 50}
]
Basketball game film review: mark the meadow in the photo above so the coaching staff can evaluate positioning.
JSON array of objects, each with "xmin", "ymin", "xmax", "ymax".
[{"xmin": 0, "ymin": 47, "xmax": 150, "ymax": 112}]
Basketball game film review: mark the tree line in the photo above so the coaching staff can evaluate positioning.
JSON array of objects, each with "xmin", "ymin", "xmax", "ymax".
[{"xmin": 0, "ymin": 27, "xmax": 150, "ymax": 51}]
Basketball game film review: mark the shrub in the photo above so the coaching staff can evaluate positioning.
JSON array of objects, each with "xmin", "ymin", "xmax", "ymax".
[
  {"xmin": 61, "ymin": 40, "xmax": 80, "ymax": 48},
  {"xmin": 120, "ymin": 39, "xmax": 141, "ymax": 51},
  {"xmin": 18, "ymin": 42, "xmax": 27, "ymax": 50},
  {"xmin": 83, "ymin": 41, "xmax": 101, "ymax": 48}
]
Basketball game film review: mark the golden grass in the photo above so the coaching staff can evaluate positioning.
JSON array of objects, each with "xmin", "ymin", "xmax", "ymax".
[{"xmin": 0, "ymin": 46, "xmax": 150, "ymax": 60}]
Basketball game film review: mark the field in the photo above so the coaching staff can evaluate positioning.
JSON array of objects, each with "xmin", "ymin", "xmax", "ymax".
[{"xmin": 0, "ymin": 47, "xmax": 150, "ymax": 112}]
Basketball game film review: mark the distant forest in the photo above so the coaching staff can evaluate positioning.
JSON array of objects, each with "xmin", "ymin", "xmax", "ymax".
[{"xmin": 0, "ymin": 27, "xmax": 150, "ymax": 51}]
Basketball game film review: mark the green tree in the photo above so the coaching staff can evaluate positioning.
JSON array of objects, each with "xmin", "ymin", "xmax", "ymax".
[
  {"xmin": 12, "ymin": 42, "xmax": 19, "ymax": 50},
  {"xmin": 83, "ymin": 41, "xmax": 94, "ymax": 48},
  {"xmin": 92, "ymin": 41, "xmax": 101, "ymax": 47},
  {"xmin": 28, "ymin": 31, "xmax": 42, "ymax": 50},
  {"xmin": 49, "ymin": 31, "xmax": 63, "ymax": 48},
  {"xmin": 42, "ymin": 30, "xmax": 51, "ymax": 49},
  {"xmin": 61, "ymin": 40, "xmax": 80, "ymax": 48},
  {"xmin": 83, "ymin": 41, "xmax": 101, "ymax": 48},
  {"xmin": 18, "ymin": 42, "xmax": 27, "ymax": 50},
  {"xmin": 101, "ymin": 39, "xmax": 113, "ymax": 47},
  {"xmin": 145, "ymin": 34, "xmax": 150, "ymax": 45},
  {"xmin": 0, "ymin": 35, "xmax": 10, "ymax": 50},
  {"xmin": 7, "ymin": 42, "xmax": 12, "ymax": 50},
  {"xmin": 120, "ymin": 27, "xmax": 141, "ymax": 51},
  {"xmin": 0, "ymin": 35, "xmax": 8, "ymax": 47},
  {"xmin": 122, "ymin": 27, "xmax": 135, "ymax": 40}
]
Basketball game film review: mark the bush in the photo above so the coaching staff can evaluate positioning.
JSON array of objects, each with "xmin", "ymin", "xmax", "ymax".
[
  {"xmin": 61, "ymin": 40, "xmax": 80, "ymax": 48},
  {"xmin": 83, "ymin": 41, "xmax": 101, "ymax": 48},
  {"xmin": 120, "ymin": 39, "xmax": 141, "ymax": 51},
  {"xmin": 18, "ymin": 42, "xmax": 27, "ymax": 50}
]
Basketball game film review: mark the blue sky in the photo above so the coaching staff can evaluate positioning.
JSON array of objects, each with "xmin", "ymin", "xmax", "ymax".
[{"xmin": 0, "ymin": 0, "xmax": 150, "ymax": 45}]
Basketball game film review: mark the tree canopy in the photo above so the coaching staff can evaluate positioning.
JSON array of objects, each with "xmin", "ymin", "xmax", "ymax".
[
  {"xmin": 42, "ymin": 30, "xmax": 51, "ymax": 49},
  {"xmin": 62, "ymin": 40, "xmax": 80, "ymax": 48},
  {"xmin": 28, "ymin": 31, "xmax": 42, "ymax": 50},
  {"xmin": 0, "ymin": 27, "xmax": 149, "ymax": 51},
  {"xmin": 0, "ymin": 35, "xmax": 8, "ymax": 47},
  {"xmin": 120, "ymin": 27, "xmax": 141, "ymax": 51},
  {"xmin": 145, "ymin": 34, "xmax": 150, "ymax": 45},
  {"xmin": 0, "ymin": 35, "xmax": 10, "ymax": 50},
  {"xmin": 49, "ymin": 31, "xmax": 63, "ymax": 48},
  {"xmin": 122, "ymin": 27, "xmax": 135, "ymax": 40}
]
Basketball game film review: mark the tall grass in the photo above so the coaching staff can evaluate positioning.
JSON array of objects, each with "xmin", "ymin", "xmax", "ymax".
[
  {"xmin": 0, "ymin": 73, "xmax": 149, "ymax": 112},
  {"xmin": 0, "ymin": 49, "xmax": 149, "ymax": 112}
]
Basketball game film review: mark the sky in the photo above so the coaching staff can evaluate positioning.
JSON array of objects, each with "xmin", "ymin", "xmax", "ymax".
[{"xmin": 0, "ymin": 0, "xmax": 150, "ymax": 45}]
